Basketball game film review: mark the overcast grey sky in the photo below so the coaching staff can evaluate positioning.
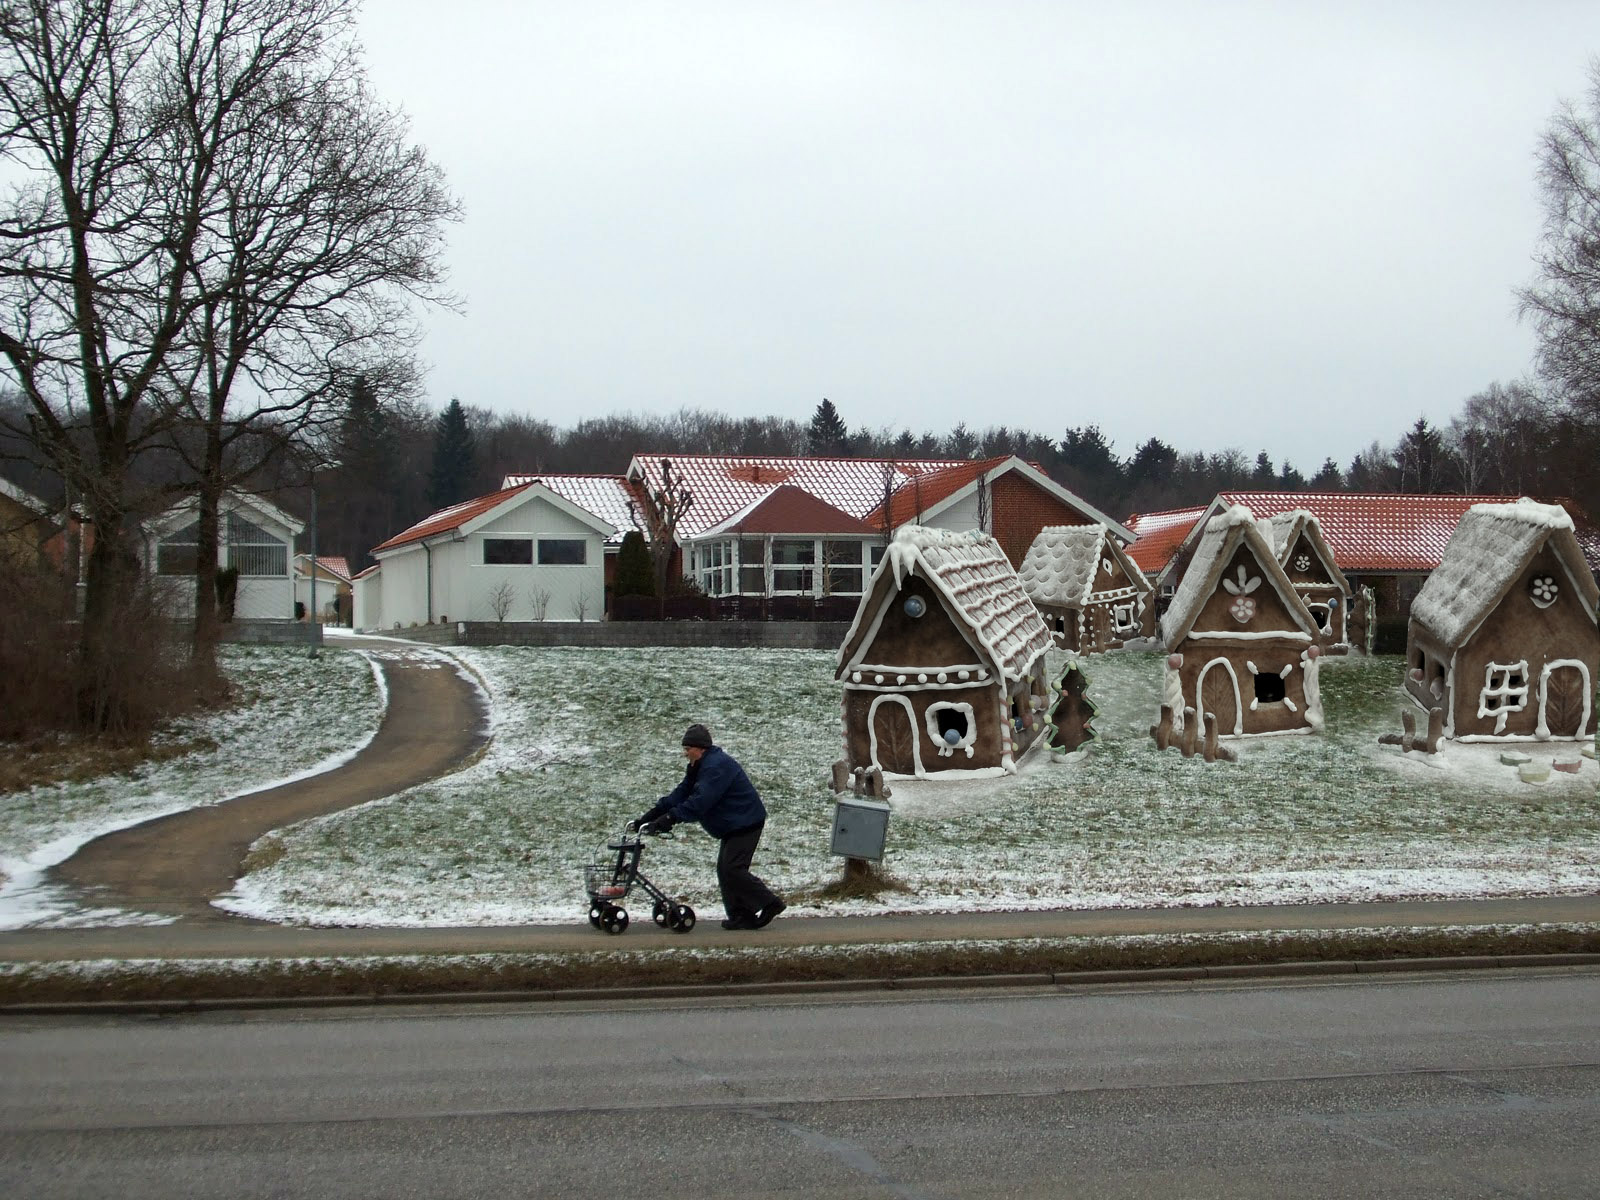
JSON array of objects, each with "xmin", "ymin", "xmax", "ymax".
[{"xmin": 358, "ymin": 1, "xmax": 1600, "ymax": 473}]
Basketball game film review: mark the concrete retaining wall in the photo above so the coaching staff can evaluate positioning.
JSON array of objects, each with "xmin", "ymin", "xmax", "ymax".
[
  {"xmin": 220, "ymin": 620, "xmax": 322, "ymax": 646},
  {"xmin": 414, "ymin": 620, "xmax": 855, "ymax": 649}
]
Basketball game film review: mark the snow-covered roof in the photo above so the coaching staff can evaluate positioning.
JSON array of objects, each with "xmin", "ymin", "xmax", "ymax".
[
  {"xmin": 1409, "ymin": 500, "xmax": 1599, "ymax": 647},
  {"xmin": 147, "ymin": 489, "xmax": 304, "ymax": 539},
  {"xmin": 1016, "ymin": 524, "xmax": 1146, "ymax": 608},
  {"xmin": 839, "ymin": 525, "xmax": 1053, "ymax": 683},
  {"xmin": 0, "ymin": 476, "xmax": 50, "ymax": 515},
  {"xmin": 500, "ymin": 474, "xmax": 645, "ymax": 545},
  {"xmin": 1134, "ymin": 492, "xmax": 1572, "ymax": 585},
  {"xmin": 1262, "ymin": 510, "xmax": 1352, "ymax": 593},
  {"xmin": 1124, "ymin": 505, "xmax": 1209, "ymax": 575},
  {"xmin": 371, "ymin": 481, "xmax": 615, "ymax": 555},
  {"xmin": 698, "ymin": 484, "xmax": 878, "ymax": 538},
  {"xmin": 868, "ymin": 456, "xmax": 1136, "ymax": 543},
  {"xmin": 628, "ymin": 454, "xmax": 968, "ymax": 541},
  {"xmin": 1159, "ymin": 504, "xmax": 1322, "ymax": 645}
]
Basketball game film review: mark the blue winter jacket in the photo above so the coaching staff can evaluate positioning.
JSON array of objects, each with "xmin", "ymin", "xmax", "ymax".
[{"xmin": 648, "ymin": 746, "xmax": 766, "ymax": 838}]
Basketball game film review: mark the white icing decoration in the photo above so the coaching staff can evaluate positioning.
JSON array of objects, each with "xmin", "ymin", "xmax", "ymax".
[
  {"xmin": 1294, "ymin": 553, "xmax": 1311, "ymax": 572},
  {"xmin": 1530, "ymin": 575, "xmax": 1558, "ymax": 609},
  {"xmin": 1221, "ymin": 564, "xmax": 1262, "ymax": 596},
  {"xmin": 917, "ymin": 673, "xmax": 928, "ymax": 683},
  {"xmin": 1229, "ymin": 596, "xmax": 1256, "ymax": 623}
]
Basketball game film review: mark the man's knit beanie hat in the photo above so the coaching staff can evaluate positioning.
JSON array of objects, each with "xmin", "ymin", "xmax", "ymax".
[{"xmin": 682, "ymin": 723, "xmax": 714, "ymax": 748}]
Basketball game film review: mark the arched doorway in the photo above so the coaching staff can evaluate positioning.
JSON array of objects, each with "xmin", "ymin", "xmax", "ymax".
[
  {"xmin": 868, "ymin": 694, "xmax": 922, "ymax": 776},
  {"xmin": 1196, "ymin": 658, "xmax": 1242, "ymax": 736},
  {"xmin": 1538, "ymin": 660, "xmax": 1593, "ymax": 738}
]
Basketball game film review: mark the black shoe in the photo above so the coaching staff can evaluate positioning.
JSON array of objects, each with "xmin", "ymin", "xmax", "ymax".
[
  {"xmin": 751, "ymin": 899, "xmax": 787, "ymax": 929},
  {"xmin": 721, "ymin": 916, "xmax": 757, "ymax": 930}
]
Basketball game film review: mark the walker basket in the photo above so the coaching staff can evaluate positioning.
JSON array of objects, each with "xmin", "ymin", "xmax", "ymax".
[
  {"xmin": 583, "ymin": 835, "xmax": 642, "ymax": 901},
  {"xmin": 584, "ymin": 860, "xmax": 630, "ymax": 900}
]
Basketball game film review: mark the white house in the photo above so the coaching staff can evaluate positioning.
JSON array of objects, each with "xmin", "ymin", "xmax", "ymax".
[
  {"xmin": 365, "ymin": 481, "xmax": 615, "ymax": 628},
  {"xmin": 293, "ymin": 555, "xmax": 353, "ymax": 625},
  {"xmin": 145, "ymin": 491, "xmax": 303, "ymax": 620}
]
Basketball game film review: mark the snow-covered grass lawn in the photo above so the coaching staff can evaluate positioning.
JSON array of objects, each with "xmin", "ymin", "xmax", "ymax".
[
  {"xmin": 0, "ymin": 646, "xmax": 383, "ymax": 925},
  {"xmin": 220, "ymin": 647, "xmax": 1600, "ymax": 927}
]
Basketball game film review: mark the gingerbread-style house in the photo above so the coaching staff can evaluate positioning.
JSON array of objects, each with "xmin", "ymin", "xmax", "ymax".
[
  {"xmin": 1405, "ymin": 500, "xmax": 1599, "ymax": 742},
  {"xmin": 1158, "ymin": 505, "xmax": 1326, "ymax": 736},
  {"xmin": 837, "ymin": 526, "xmax": 1055, "ymax": 778},
  {"xmin": 1261, "ymin": 510, "xmax": 1352, "ymax": 652},
  {"xmin": 1017, "ymin": 524, "xmax": 1155, "ymax": 653}
]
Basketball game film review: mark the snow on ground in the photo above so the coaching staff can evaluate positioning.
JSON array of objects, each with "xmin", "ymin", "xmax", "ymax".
[
  {"xmin": 0, "ymin": 646, "xmax": 384, "ymax": 928},
  {"xmin": 217, "ymin": 647, "xmax": 1598, "ymax": 928}
]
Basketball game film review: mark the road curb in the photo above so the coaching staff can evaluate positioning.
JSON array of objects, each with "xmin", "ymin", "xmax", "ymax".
[{"xmin": 5, "ymin": 952, "xmax": 1597, "ymax": 1017}]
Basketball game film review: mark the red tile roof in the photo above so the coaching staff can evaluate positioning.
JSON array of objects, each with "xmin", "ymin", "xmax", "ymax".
[
  {"xmin": 866, "ymin": 456, "xmax": 1014, "ymax": 528},
  {"xmin": 370, "ymin": 483, "xmax": 536, "ymax": 554},
  {"xmin": 1128, "ymin": 492, "xmax": 1580, "ymax": 578},
  {"xmin": 1124, "ymin": 505, "xmax": 1209, "ymax": 573},
  {"xmin": 705, "ymin": 484, "xmax": 879, "ymax": 537},
  {"xmin": 299, "ymin": 555, "xmax": 352, "ymax": 583},
  {"xmin": 628, "ymin": 454, "xmax": 968, "ymax": 539},
  {"xmin": 500, "ymin": 473, "xmax": 647, "ymax": 545}
]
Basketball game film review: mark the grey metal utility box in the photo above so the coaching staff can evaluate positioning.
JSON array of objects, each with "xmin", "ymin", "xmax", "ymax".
[{"xmin": 831, "ymin": 797, "xmax": 891, "ymax": 861}]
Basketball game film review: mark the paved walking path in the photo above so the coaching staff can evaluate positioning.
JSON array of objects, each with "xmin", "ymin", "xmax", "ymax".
[
  {"xmin": 2, "ymin": 894, "xmax": 1597, "ymax": 965},
  {"xmin": 47, "ymin": 645, "xmax": 490, "ymax": 924}
]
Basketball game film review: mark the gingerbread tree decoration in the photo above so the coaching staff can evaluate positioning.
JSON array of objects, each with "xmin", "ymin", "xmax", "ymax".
[{"xmin": 1048, "ymin": 660, "xmax": 1098, "ymax": 753}]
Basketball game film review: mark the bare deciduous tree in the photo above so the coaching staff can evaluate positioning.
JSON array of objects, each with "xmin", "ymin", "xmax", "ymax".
[
  {"xmin": 486, "ymin": 581, "xmax": 515, "ymax": 623},
  {"xmin": 528, "ymin": 586, "xmax": 551, "ymax": 622},
  {"xmin": 0, "ymin": 0, "xmax": 457, "ymax": 713},
  {"xmin": 630, "ymin": 456, "xmax": 693, "ymax": 612},
  {"xmin": 1521, "ymin": 60, "xmax": 1600, "ymax": 417}
]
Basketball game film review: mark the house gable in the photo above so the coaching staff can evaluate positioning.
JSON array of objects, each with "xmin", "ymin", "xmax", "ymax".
[
  {"xmin": 1191, "ymin": 542, "xmax": 1305, "ymax": 638},
  {"xmin": 842, "ymin": 572, "xmax": 990, "ymax": 676}
]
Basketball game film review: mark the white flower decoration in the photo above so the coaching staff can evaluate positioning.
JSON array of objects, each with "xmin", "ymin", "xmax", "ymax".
[
  {"xmin": 1530, "ymin": 575, "xmax": 1558, "ymax": 609},
  {"xmin": 1221, "ymin": 564, "xmax": 1261, "ymax": 596},
  {"xmin": 1229, "ymin": 596, "xmax": 1256, "ymax": 623},
  {"xmin": 1294, "ymin": 553, "xmax": 1311, "ymax": 572}
]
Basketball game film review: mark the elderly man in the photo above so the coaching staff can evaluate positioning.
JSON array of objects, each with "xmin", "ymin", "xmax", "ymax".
[{"xmin": 632, "ymin": 724, "xmax": 786, "ymax": 931}]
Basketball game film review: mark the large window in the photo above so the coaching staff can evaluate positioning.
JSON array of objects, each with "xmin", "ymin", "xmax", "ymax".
[
  {"xmin": 484, "ymin": 538, "xmax": 533, "ymax": 564},
  {"xmin": 227, "ymin": 511, "xmax": 287, "ymax": 577},
  {"xmin": 157, "ymin": 520, "xmax": 200, "ymax": 576},
  {"xmin": 537, "ymin": 539, "xmax": 587, "ymax": 565},
  {"xmin": 772, "ymin": 539, "xmax": 815, "ymax": 593},
  {"xmin": 738, "ymin": 538, "xmax": 765, "ymax": 594},
  {"xmin": 822, "ymin": 540, "xmax": 864, "ymax": 595}
]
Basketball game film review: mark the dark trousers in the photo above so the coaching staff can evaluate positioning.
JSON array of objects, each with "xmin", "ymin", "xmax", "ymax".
[{"xmin": 717, "ymin": 823, "xmax": 780, "ymax": 921}]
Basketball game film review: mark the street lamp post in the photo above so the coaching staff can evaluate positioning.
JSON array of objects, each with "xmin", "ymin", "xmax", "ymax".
[{"xmin": 307, "ymin": 477, "xmax": 319, "ymax": 659}]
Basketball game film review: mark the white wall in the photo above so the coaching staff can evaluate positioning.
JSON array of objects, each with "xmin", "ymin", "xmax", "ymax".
[
  {"xmin": 372, "ymin": 493, "xmax": 609, "ymax": 627},
  {"xmin": 926, "ymin": 491, "xmax": 981, "ymax": 533},
  {"xmin": 145, "ymin": 499, "xmax": 298, "ymax": 620},
  {"xmin": 353, "ymin": 572, "xmax": 383, "ymax": 631}
]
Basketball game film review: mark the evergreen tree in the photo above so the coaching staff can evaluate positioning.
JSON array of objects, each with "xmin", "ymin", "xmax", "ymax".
[
  {"xmin": 614, "ymin": 530, "xmax": 656, "ymax": 597},
  {"xmin": 1310, "ymin": 458, "xmax": 1344, "ymax": 490},
  {"xmin": 428, "ymin": 397, "xmax": 477, "ymax": 509},
  {"xmin": 1251, "ymin": 450, "xmax": 1275, "ymax": 486},
  {"xmin": 806, "ymin": 398, "xmax": 850, "ymax": 455}
]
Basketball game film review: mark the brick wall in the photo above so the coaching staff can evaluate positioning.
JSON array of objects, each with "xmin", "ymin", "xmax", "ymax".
[{"xmin": 991, "ymin": 474, "xmax": 1092, "ymax": 567}]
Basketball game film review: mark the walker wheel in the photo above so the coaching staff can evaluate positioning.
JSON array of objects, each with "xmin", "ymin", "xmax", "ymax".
[
  {"xmin": 652, "ymin": 900, "xmax": 670, "ymax": 927},
  {"xmin": 669, "ymin": 904, "xmax": 696, "ymax": 933},
  {"xmin": 603, "ymin": 906, "xmax": 629, "ymax": 935},
  {"xmin": 588, "ymin": 903, "xmax": 604, "ymax": 929}
]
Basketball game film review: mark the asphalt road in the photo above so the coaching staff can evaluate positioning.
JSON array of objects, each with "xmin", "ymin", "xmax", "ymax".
[{"xmin": 3, "ymin": 968, "xmax": 1597, "ymax": 1199}]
